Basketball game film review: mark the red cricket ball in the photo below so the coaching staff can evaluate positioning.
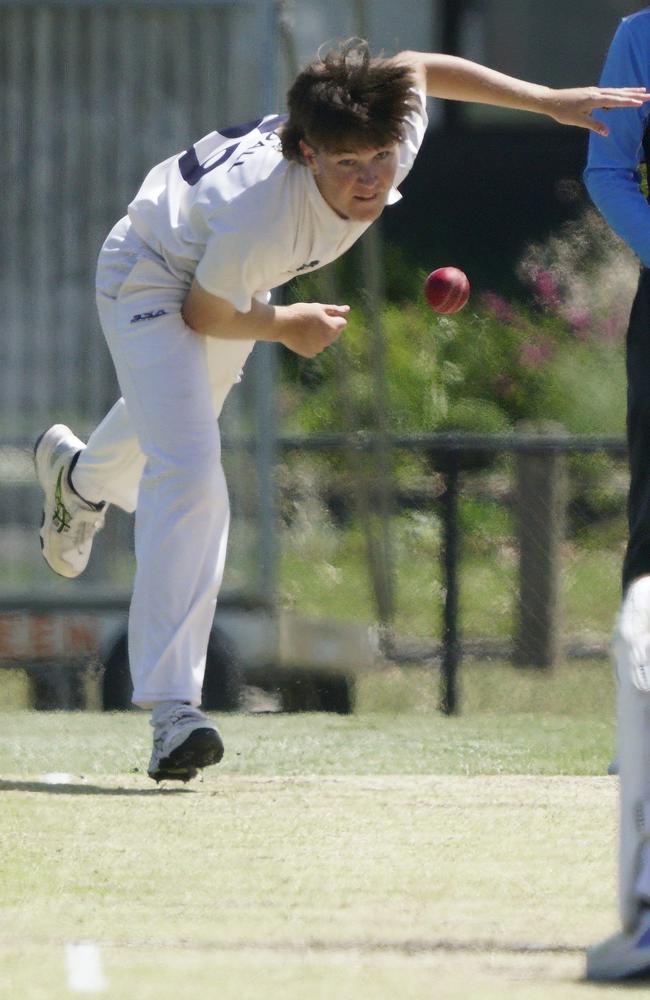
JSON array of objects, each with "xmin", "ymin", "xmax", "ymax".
[{"xmin": 424, "ymin": 267, "xmax": 471, "ymax": 314}]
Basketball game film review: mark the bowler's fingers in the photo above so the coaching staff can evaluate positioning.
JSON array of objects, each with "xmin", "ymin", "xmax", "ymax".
[
  {"xmin": 587, "ymin": 115, "xmax": 613, "ymax": 137},
  {"xmin": 576, "ymin": 89, "xmax": 648, "ymax": 136},
  {"xmin": 584, "ymin": 88, "xmax": 650, "ymax": 136},
  {"xmin": 327, "ymin": 317, "xmax": 348, "ymax": 339},
  {"xmin": 323, "ymin": 305, "xmax": 350, "ymax": 337},
  {"xmin": 313, "ymin": 321, "xmax": 346, "ymax": 356},
  {"xmin": 324, "ymin": 304, "xmax": 351, "ymax": 317},
  {"xmin": 595, "ymin": 86, "xmax": 650, "ymax": 107}
]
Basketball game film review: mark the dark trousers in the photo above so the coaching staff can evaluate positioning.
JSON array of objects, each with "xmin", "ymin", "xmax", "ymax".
[{"xmin": 624, "ymin": 268, "xmax": 650, "ymax": 590}]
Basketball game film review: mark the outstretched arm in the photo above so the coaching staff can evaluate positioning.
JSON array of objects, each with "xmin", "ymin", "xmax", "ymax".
[{"xmin": 397, "ymin": 51, "xmax": 650, "ymax": 136}]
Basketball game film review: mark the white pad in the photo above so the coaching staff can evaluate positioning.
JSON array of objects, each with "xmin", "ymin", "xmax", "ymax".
[
  {"xmin": 614, "ymin": 580, "xmax": 650, "ymax": 931},
  {"xmin": 637, "ymin": 804, "xmax": 650, "ymax": 903},
  {"xmin": 617, "ymin": 575, "xmax": 650, "ymax": 692}
]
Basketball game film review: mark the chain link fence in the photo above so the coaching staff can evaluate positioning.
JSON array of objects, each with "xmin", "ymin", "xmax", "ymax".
[
  {"xmin": 273, "ymin": 432, "xmax": 628, "ymax": 711},
  {"xmin": 0, "ymin": 0, "xmax": 282, "ymax": 604}
]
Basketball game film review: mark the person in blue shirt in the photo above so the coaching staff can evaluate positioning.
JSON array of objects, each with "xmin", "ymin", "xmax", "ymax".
[{"xmin": 585, "ymin": 6, "xmax": 650, "ymax": 982}]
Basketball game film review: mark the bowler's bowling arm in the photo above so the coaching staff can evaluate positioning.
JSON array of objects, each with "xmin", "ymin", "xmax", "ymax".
[
  {"xmin": 182, "ymin": 280, "xmax": 279, "ymax": 342},
  {"xmin": 182, "ymin": 278, "xmax": 349, "ymax": 359}
]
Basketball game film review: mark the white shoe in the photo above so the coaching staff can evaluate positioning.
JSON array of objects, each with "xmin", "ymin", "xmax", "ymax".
[
  {"xmin": 34, "ymin": 424, "xmax": 106, "ymax": 579},
  {"xmin": 586, "ymin": 910, "xmax": 650, "ymax": 981},
  {"xmin": 148, "ymin": 703, "xmax": 224, "ymax": 783}
]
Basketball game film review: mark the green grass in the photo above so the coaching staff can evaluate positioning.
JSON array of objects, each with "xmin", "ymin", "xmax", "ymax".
[
  {"xmin": 279, "ymin": 513, "xmax": 623, "ymax": 642},
  {"xmin": 563, "ymin": 547, "xmax": 623, "ymax": 637},
  {"xmin": 0, "ymin": 662, "xmax": 626, "ymax": 999},
  {"xmin": 0, "ymin": 769, "xmax": 622, "ymax": 999}
]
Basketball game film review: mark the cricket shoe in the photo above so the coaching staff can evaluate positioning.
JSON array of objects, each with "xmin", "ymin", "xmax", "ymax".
[
  {"xmin": 148, "ymin": 703, "xmax": 224, "ymax": 783},
  {"xmin": 586, "ymin": 909, "xmax": 650, "ymax": 981},
  {"xmin": 34, "ymin": 424, "xmax": 106, "ymax": 579}
]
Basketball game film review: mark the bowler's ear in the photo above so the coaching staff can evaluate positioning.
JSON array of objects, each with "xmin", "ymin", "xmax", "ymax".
[{"xmin": 299, "ymin": 139, "xmax": 318, "ymax": 171}]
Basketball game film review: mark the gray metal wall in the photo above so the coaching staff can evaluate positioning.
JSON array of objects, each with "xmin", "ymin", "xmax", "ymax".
[
  {"xmin": 0, "ymin": 0, "xmax": 279, "ymax": 596},
  {"xmin": 0, "ymin": 0, "xmax": 276, "ymax": 442}
]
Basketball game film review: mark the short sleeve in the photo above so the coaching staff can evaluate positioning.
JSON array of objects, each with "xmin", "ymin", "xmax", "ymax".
[
  {"xmin": 584, "ymin": 14, "xmax": 650, "ymax": 266},
  {"xmin": 587, "ymin": 19, "xmax": 650, "ymax": 173},
  {"xmin": 195, "ymin": 224, "xmax": 271, "ymax": 313},
  {"xmin": 394, "ymin": 87, "xmax": 428, "ymax": 187}
]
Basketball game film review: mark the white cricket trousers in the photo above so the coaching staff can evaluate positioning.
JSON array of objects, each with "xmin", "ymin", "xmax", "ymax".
[{"xmin": 73, "ymin": 217, "xmax": 255, "ymax": 708}]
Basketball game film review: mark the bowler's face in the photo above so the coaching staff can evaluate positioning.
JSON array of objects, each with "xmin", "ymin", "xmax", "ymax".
[{"xmin": 300, "ymin": 140, "xmax": 399, "ymax": 222}]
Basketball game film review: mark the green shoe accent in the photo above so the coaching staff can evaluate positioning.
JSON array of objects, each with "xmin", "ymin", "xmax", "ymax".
[{"xmin": 53, "ymin": 467, "xmax": 72, "ymax": 534}]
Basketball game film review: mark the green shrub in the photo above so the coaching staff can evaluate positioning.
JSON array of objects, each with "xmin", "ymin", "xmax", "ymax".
[{"xmin": 283, "ymin": 207, "xmax": 637, "ymax": 441}]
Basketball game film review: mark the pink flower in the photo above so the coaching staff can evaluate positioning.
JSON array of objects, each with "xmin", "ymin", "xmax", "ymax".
[
  {"xmin": 529, "ymin": 269, "xmax": 562, "ymax": 311},
  {"xmin": 519, "ymin": 337, "xmax": 554, "ymax": 370},
  {"xmin": 600, "ymin": 313, "xmax": 626, "ymax": 342},
  {"xmin": 480, "ymin": 291, "xmax": 516, "ymax": 324},
  {"xmin": 567, "ymin": 308, "xmax": 591, "ymax": 341}
]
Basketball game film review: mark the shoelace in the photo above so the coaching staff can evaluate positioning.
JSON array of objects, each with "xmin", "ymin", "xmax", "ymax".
[{"xmin": 169, "ymin": 706, "xmax": 206, "ymax": 726}]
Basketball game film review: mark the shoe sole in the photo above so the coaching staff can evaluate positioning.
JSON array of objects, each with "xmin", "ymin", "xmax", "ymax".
[
  {"xmin": 33, "ymin": 430, "xmax": 47, "ymax": 557},
  {"xmin": 586, "ymin": 934, "xmax": 650, "ymax": 981},
  {"xmin": 33, "ymin": 428, "xmax": 46, "ymax": 459},
  {"xmin": 148, "ymin": 727, "xmax": 225, "ymax": 783},
  {"xmin": 34, "ymin": 424, "xmax": 103, "ymax": 580},
  {"xmin": 587, "ymin": 960, "xmax": 650, "ymax": 982},
  {"xmin": 34, "ymin": 425, "xmax": 83, "ymax": 579}
]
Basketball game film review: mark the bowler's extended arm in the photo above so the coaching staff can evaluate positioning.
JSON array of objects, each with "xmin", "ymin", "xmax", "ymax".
[{"xmin": 398, "ymin": 50, "xmax": 650, "ymax": 136}]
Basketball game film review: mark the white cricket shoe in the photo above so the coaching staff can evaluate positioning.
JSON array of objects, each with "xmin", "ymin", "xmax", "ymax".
[
  {"xmin": 34, "ymin": 424, "xmax": 106, "ymax": 579},
  {"xmin": 586, "ymin": 909, "xmax": 650, "ymax": 981},
  {"xmin": 148, "ymin": 703, "xmax": 224, "ymax": 783}
]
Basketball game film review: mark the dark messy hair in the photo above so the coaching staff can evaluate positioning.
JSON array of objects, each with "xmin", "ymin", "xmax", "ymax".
[{"xmin": 281, "ymin": 39, "xmax": 418, "ymax": 162}]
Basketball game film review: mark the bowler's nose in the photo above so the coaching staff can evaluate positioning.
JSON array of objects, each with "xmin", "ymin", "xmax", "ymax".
[{"xmin": 357, "ymin": 163, "xmax": 377, "ymax": 187}]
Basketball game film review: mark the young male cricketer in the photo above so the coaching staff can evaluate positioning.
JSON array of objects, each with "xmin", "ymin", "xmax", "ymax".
[
  {"xmin": 585, "ymin": 5, "xmax": 650, "ymax": 983},
  {"xmin": 34, "ymin": 41, "xmax": 648, "ymax": 785}
]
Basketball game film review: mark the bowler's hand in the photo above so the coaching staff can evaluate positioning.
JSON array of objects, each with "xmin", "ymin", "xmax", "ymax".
[
  {"xmin": 278, "ymin": 302, "xmax": 350, "ymax": 358},
  {"xmin": 545, "ymin": 86, "xmax": 650, "ymax": 136}
]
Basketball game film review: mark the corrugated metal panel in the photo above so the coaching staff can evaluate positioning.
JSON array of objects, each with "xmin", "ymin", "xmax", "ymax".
[
  {"xmin": 0, "ymin": 1, "xmax": 236, "ymax": 441},
  {"xmin": 0, "ymin": 0, "xmax": 276, "ymax": 595}
]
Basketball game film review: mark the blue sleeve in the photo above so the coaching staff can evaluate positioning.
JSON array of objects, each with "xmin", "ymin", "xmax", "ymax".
[{"xmin": 584, "ymin": 17, "xmax": 650, "ymax": 266}]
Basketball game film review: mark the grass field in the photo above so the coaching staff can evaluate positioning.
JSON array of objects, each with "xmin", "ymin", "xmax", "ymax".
[
  {"xmin": 0, "ymin": 661, "xmax": 639, "ymax": 999},
  {"xmin": 277, "ymin": 515, "xmax": 624, "ymax": 644}
]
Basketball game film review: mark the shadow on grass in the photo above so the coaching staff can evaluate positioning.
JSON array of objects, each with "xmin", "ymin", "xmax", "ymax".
[{"xmin": 0, "ymin": 779, "xmax": 193, "ymax": 796}]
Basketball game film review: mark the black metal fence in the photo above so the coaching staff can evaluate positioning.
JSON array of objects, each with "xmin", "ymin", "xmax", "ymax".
[
  {"xmin": 0, "ymin": 430, "xmax": 629, "ymax": 715},
  {"xmin": 275, "ymin": 431, "xmax": 628, "ymax": 714}
]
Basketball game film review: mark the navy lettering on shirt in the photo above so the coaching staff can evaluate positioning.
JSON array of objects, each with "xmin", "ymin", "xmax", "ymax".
[{"xmin": 179, "ymin": 116, "xmax": 286, "ymax": 187}]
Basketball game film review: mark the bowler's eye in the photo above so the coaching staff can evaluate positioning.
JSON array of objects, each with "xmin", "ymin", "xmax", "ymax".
[
  {"xmin": 375, "ymin": 150, "xmax": 392, "ymax": 160},
  {"xmin": 338, "ymin": 158, "xmax": 357, "ymax": 167}
]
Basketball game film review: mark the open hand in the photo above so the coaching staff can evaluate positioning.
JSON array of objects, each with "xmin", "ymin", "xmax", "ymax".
[{"xmin": 546, "ymin": 86, "xmax": 650, "ymax": 136}]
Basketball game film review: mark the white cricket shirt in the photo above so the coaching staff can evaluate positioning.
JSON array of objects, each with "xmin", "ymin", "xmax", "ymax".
[{"xmin": 127, "ymin": 90, "xmax": 428, "ymax": 312}]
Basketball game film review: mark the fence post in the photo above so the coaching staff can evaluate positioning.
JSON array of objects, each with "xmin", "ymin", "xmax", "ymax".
[
  {"xmin": 514, "ymin": 438, "xmax": 567, "ymax": 667},
  {"xmin": 440, "ymin": 455, "xmax": 460, "ymax": 713}
]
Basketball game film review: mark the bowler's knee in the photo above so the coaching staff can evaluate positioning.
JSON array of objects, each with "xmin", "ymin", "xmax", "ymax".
[{"xmin": 144, "ymin": 438, "xmax": 224, "ymax": 499}]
